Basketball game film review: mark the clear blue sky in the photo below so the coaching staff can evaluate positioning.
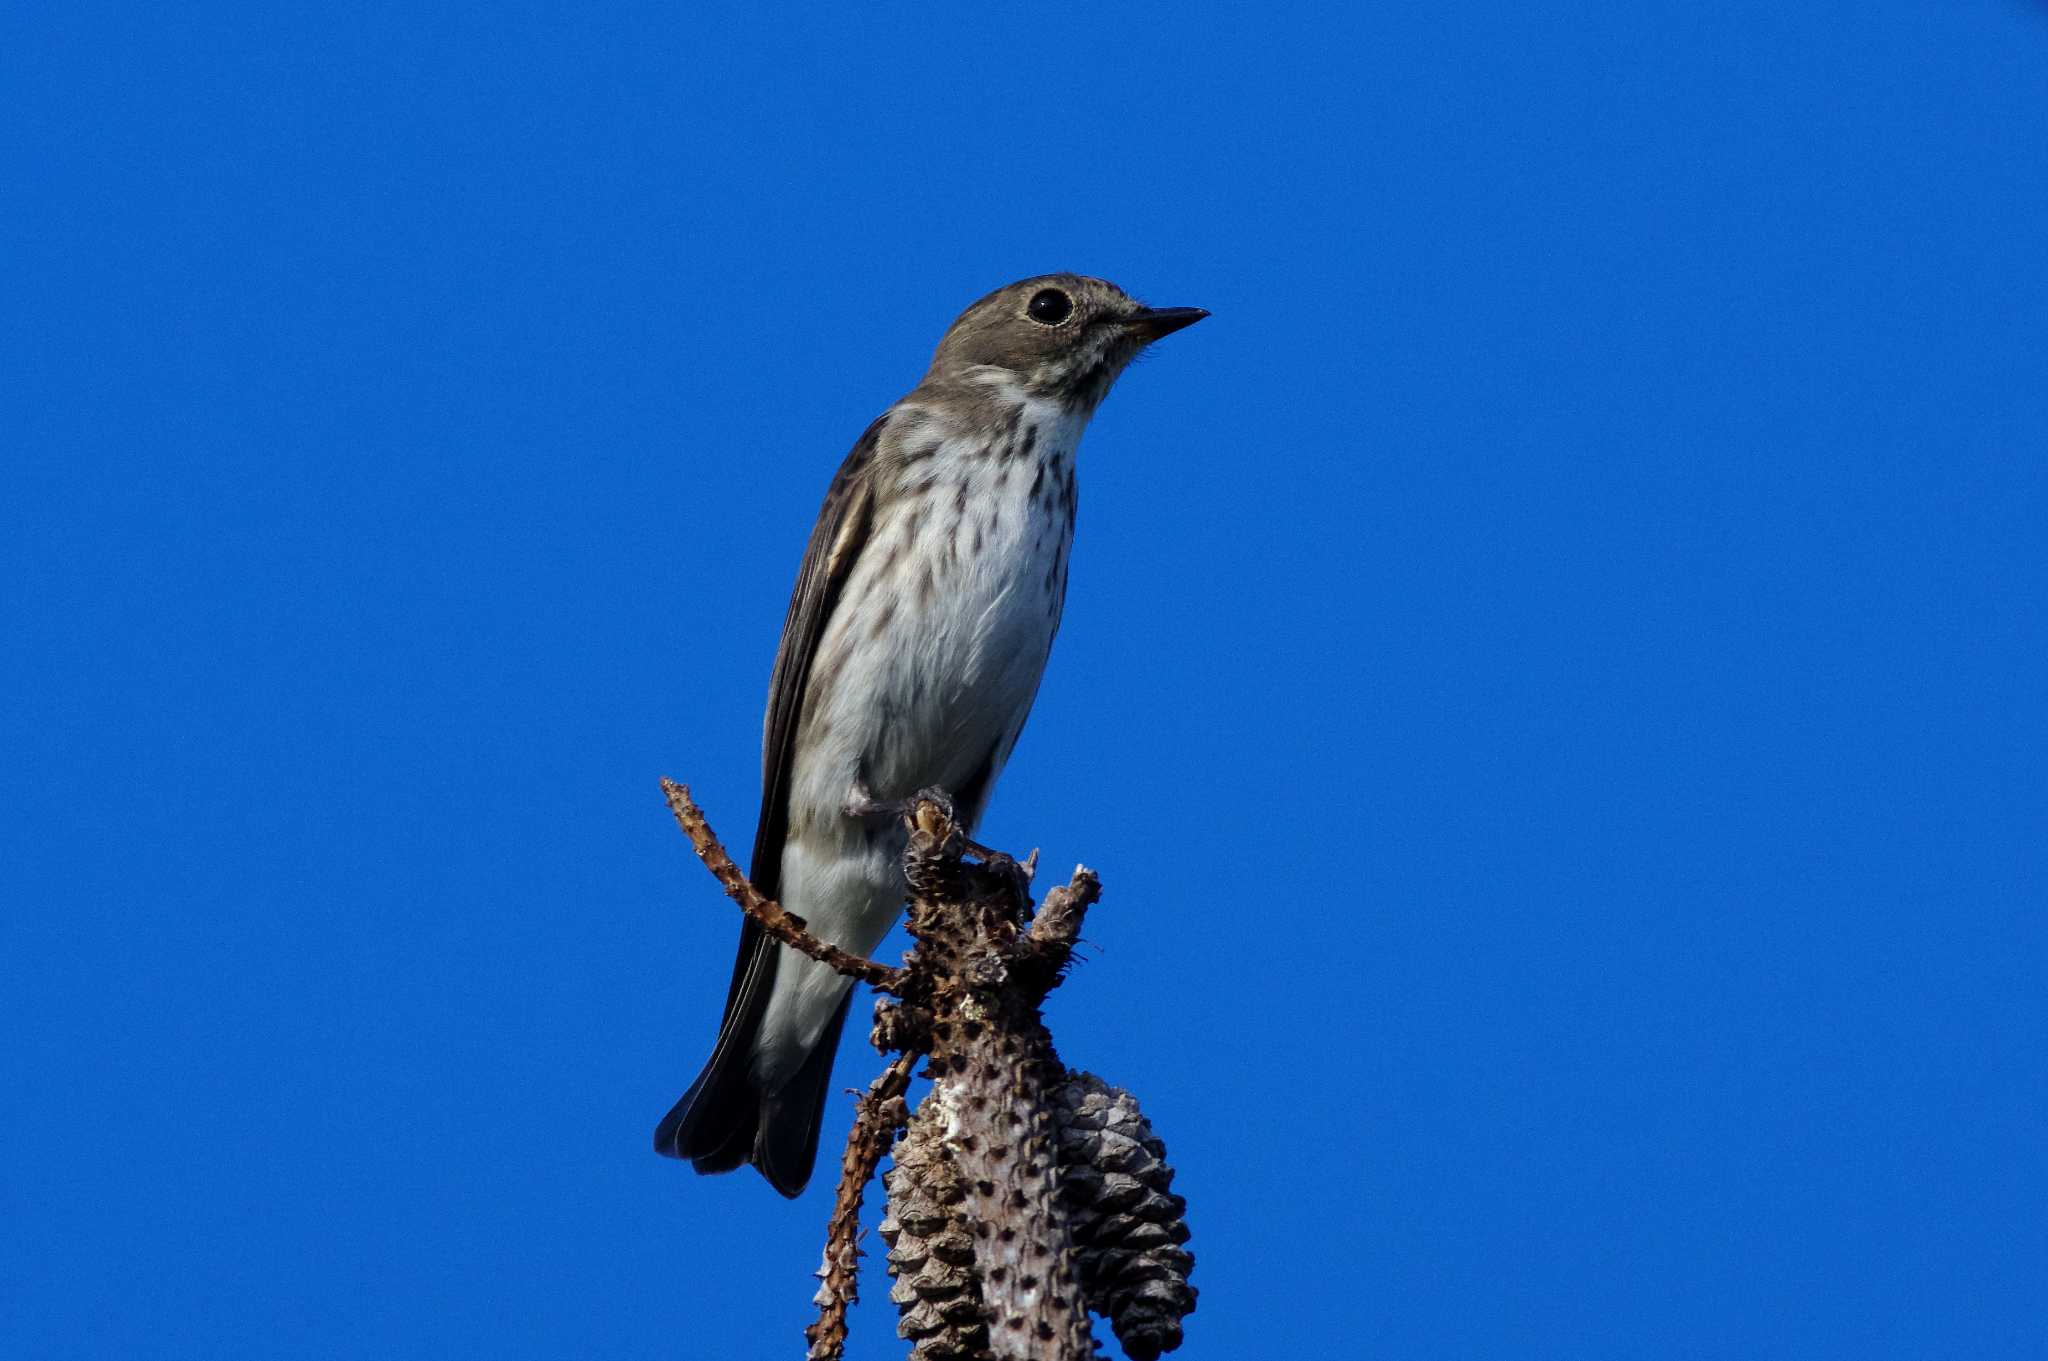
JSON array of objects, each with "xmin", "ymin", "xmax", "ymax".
[{"xmin": 5, "ymin": 4, "xmax": 2044, "ymax": 1358}]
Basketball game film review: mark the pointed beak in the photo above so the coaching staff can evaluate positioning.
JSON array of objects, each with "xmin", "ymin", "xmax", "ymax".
[{"xmin": 1121, "ymin": 306, "xmax": 1209, "ymax": 341}]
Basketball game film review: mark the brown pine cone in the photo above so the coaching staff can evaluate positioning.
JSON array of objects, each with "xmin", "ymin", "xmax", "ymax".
[
  {"xmin": 1051, "ymin": 1073, "xmax": 1197, "ymax": 1361},
  {"xmin": 877, "ymin": 1104, "xmax": 992, "ymax": 1361}
]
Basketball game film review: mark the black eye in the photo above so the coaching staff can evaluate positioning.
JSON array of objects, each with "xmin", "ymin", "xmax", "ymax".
[{"xmin": 1026, "ymin": 288, "xmax": 1074, "ymax": 326}]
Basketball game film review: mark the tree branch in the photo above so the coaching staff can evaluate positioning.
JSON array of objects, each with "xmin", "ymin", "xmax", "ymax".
[
  {"xmin": 807, "ymin": 1049, "xmax": 919, "ymax": 1361},
  {"xmin": 1023, "ymin": 865, "xmax": 1100, "ymax": 974},
  {"xmin": 661, "ymin": 777, "xmax": 905, "ymax": 992}
]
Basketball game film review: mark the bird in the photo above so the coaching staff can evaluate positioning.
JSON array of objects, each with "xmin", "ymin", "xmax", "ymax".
[{"xmin": 654, "ymin": 274, "xmax": 1206, "ymax": 1196}]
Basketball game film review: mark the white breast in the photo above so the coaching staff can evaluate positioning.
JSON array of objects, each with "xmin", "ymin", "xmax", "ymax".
[
  {"xmin": 752, "ymin": 399, "xmax": 1084, "ymax": 1081},
  {"xmin": 792, "ymin": 400, "xmax": 1081, "ymax": 826}
]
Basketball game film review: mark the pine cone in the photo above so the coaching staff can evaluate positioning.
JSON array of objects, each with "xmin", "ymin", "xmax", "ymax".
[
  {"xmin": 1052, "ymin": 1073, "xmax": 1197, "ymax": 1361},
  {"xmin": 878, "ymin": 1104, "xmax": 992, "ymax": 1361}
]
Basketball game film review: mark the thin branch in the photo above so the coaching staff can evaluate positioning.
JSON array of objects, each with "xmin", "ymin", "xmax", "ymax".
[
  {"xmin": 1024, "ymin": 865, "xmax": 1101, "ymax": 967},
  {"xmin": 806, "ymin": 1050, "xmax": 919, "ymax": 1361},
  {"xmin": 661, "ymin": 778, "xmax": 904, "ymax": 992}
]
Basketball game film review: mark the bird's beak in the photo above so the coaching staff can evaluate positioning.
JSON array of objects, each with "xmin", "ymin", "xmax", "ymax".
[{"xmin": 1120, "ymin": 306, "xmax": 1209, "ymax": 340}]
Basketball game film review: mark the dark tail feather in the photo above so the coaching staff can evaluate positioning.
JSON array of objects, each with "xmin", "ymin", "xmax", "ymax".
[
  {"xmin": 652, "ymin": 1038, "xmax": 757, "ymax": 1175},
  {"xmin": 753, "ymin": 987, "xmax": 854, "ymax": 1196},
  {"xmin": 653, "ymin": 919, "xmax": 853, "ymax": 1198},
  {"xmin": 655, "ymin": 919, "xmax": 776, "ymax": 1174}
]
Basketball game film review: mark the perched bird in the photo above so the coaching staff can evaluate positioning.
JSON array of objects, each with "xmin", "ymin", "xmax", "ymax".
[{"xmin": 655, "ymin": 274, "xmax": 1206, "ymax": 1196}]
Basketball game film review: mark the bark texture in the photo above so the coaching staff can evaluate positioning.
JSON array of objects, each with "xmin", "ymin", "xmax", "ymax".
[{"xmin": 891, "ymin": 797, "xmax": 1093, "ymax": 1360}]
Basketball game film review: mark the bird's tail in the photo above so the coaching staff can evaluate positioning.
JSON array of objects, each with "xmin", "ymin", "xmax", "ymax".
[{"xmin": 653, "ymin": 919, "xmax": 851, "ymax": 1198}]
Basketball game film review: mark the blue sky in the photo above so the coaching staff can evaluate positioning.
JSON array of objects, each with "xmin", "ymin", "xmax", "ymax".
[{"xmin": 5, "ymin": 3, "xmax": 2044, "ymax": 1357}]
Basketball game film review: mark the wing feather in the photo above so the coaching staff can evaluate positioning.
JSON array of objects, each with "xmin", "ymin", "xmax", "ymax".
[
  {"xmin": 659, "ymin": 414, "xmax": 890, "ymax": 1187},
  {"xmin": 694, "ymin": 414, "xmax": 887, "ymax": 1053},
  {"xmin": 747, "ymin": 414, "xmax": 885, "ymax": 894}
]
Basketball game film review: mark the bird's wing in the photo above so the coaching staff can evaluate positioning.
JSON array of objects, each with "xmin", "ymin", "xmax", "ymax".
[
  {"xmin": 747, "ymin": 413, "xmax": 886, "ymax": 895},
  {"xmin": 678, "ymin": 414, "xmax": 888, "ymax": 1170}
]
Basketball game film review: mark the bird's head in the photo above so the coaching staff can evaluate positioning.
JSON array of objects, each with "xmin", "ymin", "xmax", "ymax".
[{"xmin": 926, "ymin": 274, "xmax": 1206, "ymax": 412}]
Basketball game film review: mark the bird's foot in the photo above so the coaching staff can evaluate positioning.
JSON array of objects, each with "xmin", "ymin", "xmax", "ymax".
[
  {"xmin": 844, "ymin": 784, "xmax": 1033, "ymax": 890},
  {"xmin": 843, "ymin": 778, "xmax": 910, "ymax": 822},
  {"xmin": 846, "ymin": 783, "xmax": 969, "ymax": 832}
]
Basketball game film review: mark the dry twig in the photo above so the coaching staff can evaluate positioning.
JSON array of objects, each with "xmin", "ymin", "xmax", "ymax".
[
  {"xmin": 807, "ymin": 1050, "xmax": 920, "ymax": 1361},
  {"xmin": 1023, "ymin": 866, "xmax": 1100, "ymax": 974},
  {"xmin": 661, "ymin": 777, "xmax": 904, "ymax": 992}
]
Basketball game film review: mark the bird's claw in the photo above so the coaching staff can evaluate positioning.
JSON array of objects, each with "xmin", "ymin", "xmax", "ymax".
[
  {"xmin": 843, "ymin": 778, "xmax": 908, "ymax": 822},
  {"xmin": 846, "ymin": 783, "xmax": 968, "ymax": 832},
  {"xmin": 844, "ymin": 785, "xmax": 1033, "ymax": 893}
]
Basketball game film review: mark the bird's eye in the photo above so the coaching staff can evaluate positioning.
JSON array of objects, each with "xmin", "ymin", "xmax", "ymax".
[{"xmin": 1026, "ymin": 288, "xmax": 1074, "ymax": 326}]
